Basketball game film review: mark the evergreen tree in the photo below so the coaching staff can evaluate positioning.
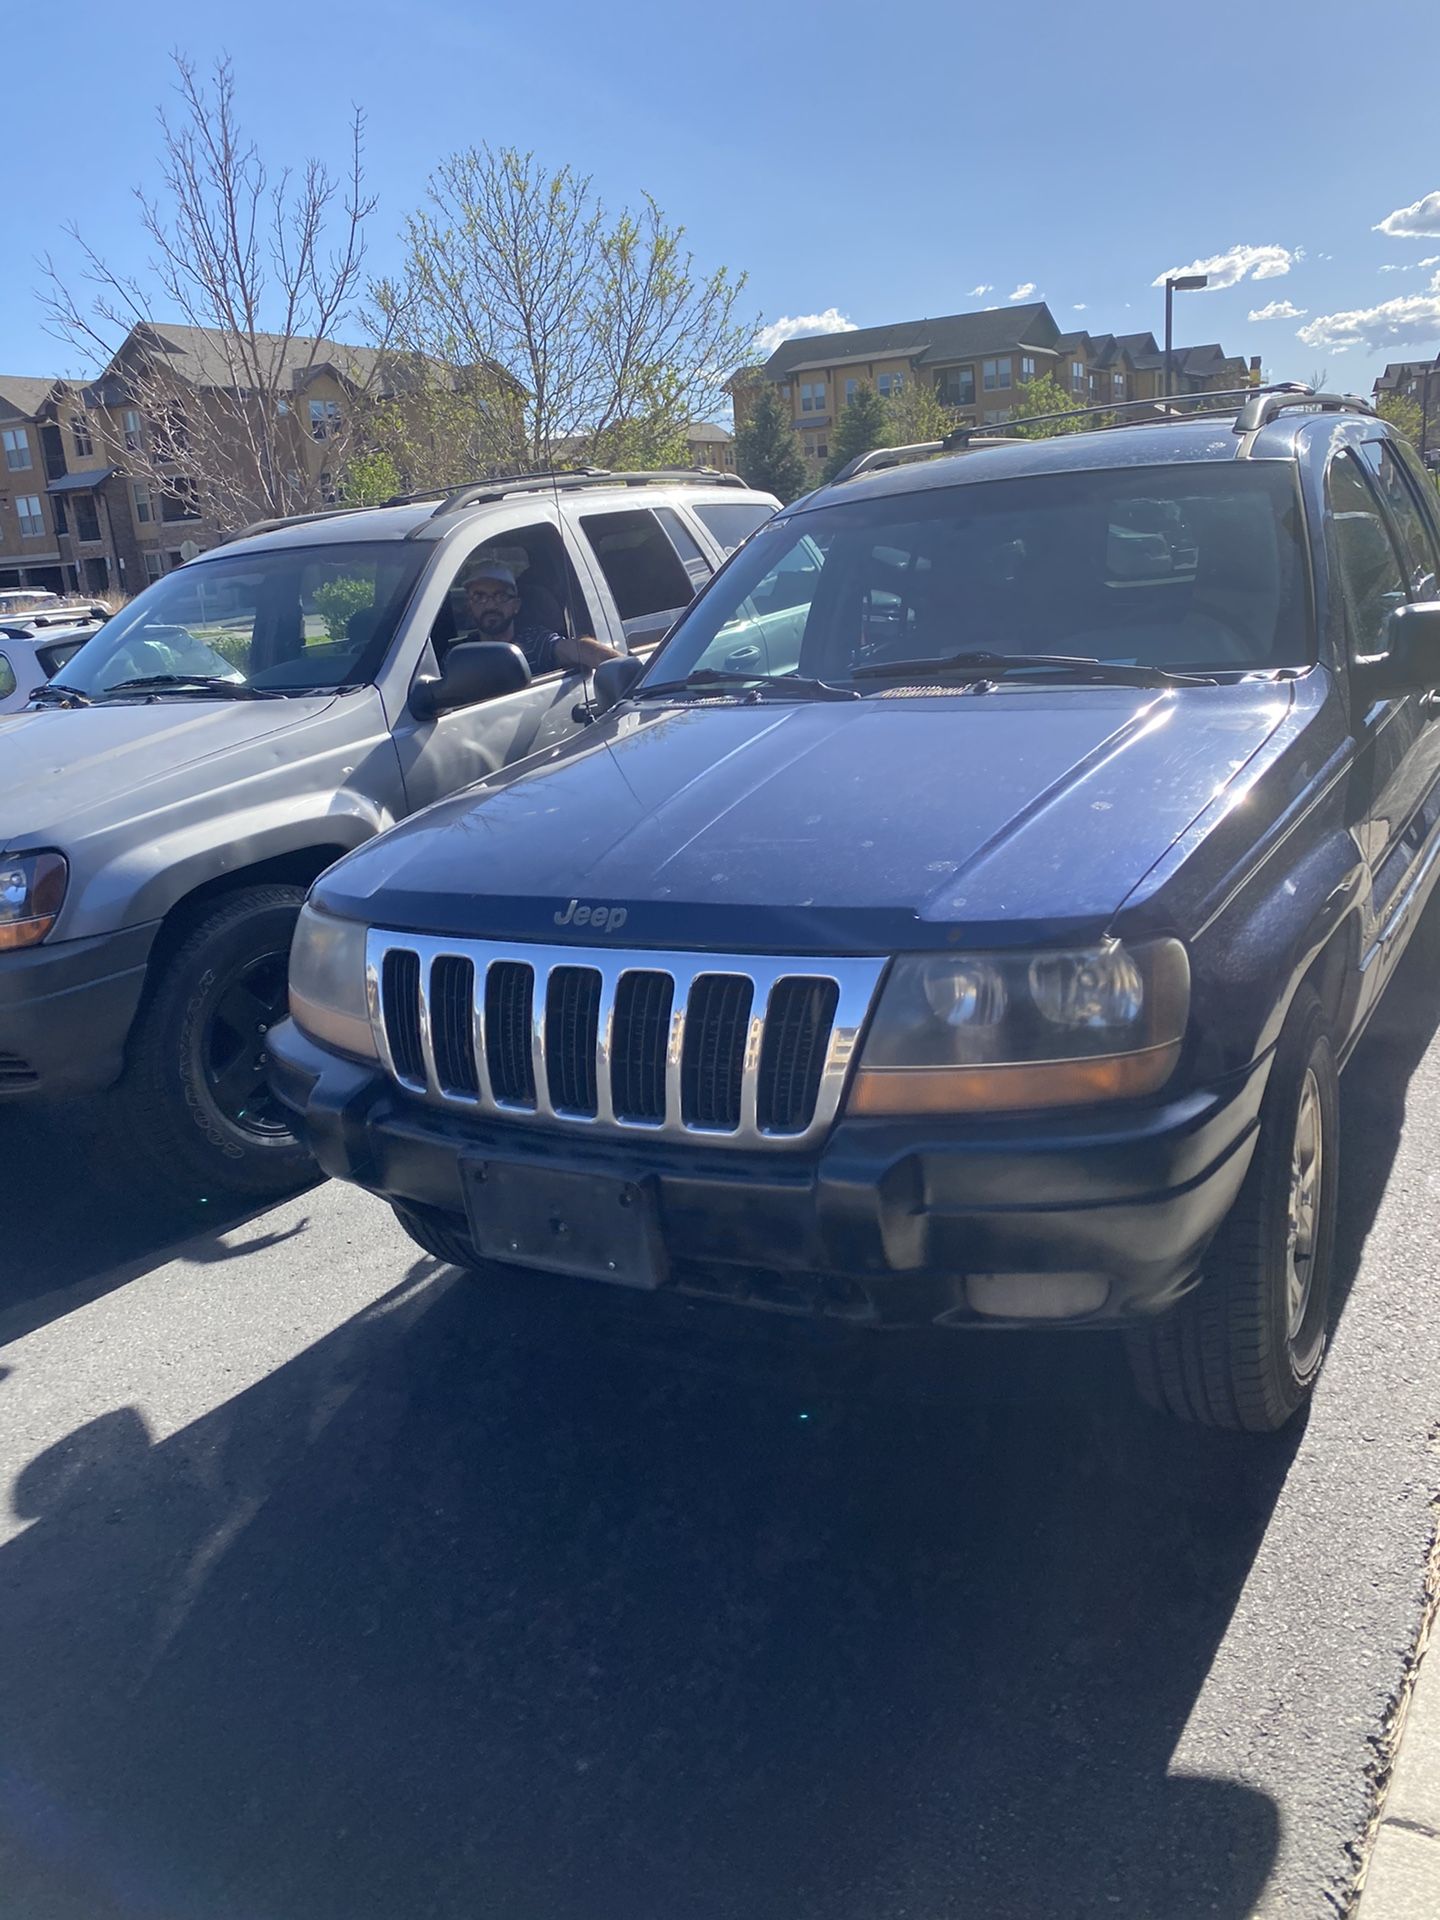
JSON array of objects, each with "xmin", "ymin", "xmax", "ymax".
[
  {"xmin": 735, "ymin": 385, "xmax": 808, "ymax": 502},
  {"xmin": 824, "ymin": 382, "xmax": 889, "ymax": 481},
  {"xmin": 1010, "ymin": 372, "xmax": 1093, "ymax": 437}
]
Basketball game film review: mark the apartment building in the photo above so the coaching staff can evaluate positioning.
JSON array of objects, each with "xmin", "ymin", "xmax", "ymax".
[
  {"xmin": 732, "ymin": 302, "xmax": 1258, "ymax": 466},
  {"xmin": 684, "ymin": 422, "xmax": 737, "ymax": 471},
  {"xmin": 1, "ymin": 324, "xmax": 488, "ymax": 598}
]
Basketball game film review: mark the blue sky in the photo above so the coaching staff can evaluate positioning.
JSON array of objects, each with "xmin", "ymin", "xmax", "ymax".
[{"xmin": 6, "ymin": 0, "xmax": 1440, "ymax": 404}]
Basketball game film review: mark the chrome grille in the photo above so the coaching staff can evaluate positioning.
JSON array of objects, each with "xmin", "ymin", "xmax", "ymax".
[{"xmin": 366, "ymin": 933, "xmax": 886, "ymax": 1150}]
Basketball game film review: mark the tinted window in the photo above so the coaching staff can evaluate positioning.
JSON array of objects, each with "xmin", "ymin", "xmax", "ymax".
[
  {"xmin": 1328, "ymin": 452, "xmax": 1408, "ymax": 661},
  {"xmin": 693, "ymin": 500, "xmax": 776, "ymax": 555},
  {"xmin": 36, "ymin": 640, "xmax": 86, "ymax": 678},
  {"xmin": 1358, "ymin": 441, "xmax": 1439, "ymax": 598},
  {"xmin": 0, "ymin": 654, "xmax": 14, "ymax": 700},
  {"xmin": 650, "ymin": 464, "xmax": 1311, "ymax": 683},
  {"xmin": 654, "ymin": 508, "xmax": 713, "ymax": 593},
  {"xmin": 580, "ymin": 509, "xmax": 696, "ymax": 621},
  {"xmin": 55, "ymin": 543, "xmax": 426, "ymax": 699}
]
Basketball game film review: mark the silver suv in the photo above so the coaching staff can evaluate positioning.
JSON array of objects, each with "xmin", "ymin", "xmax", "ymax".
[{"xmin": 0, "ymin": 470, "xmax": 776, "ymax": 1196}]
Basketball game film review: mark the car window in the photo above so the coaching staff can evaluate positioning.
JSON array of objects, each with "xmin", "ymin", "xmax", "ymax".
[
  {"xmin": 693, "ymin": 500, "xmax": 776, "ymax": 555},
  {"xmin": 51, "ymin": 542, "xmax": 427, "ymax": 699},
  {"xmin": 1328, "ymin": 451, "xmax": 1409, "ymax": 663},
  {"xmin": 649, "ymin": 464, "xmax": 1311, "ymax": 683},
  {"xmin": 580, "ymin": 508, "xmax": 697, "ymax": 647},
  {"xmin": 653, "ymin": 508, "xmax": 713, "ymax": 594},
  {"xmin": 36, "ymin": 640, "xmax": 86, "ymax": 678},
  {"xmin": 430, "ymin": 519, "xmax": 601, "ymax": 678},
  {"xmin": 0, "ymin": 653, "xmax": 14, "ymax": 700},
  {"xmin": 1358, "ymin": 441, "xmax": 1440, "ymax": 600}
]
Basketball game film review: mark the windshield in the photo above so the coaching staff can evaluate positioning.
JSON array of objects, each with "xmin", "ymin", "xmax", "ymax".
[
  {"xmin": 643, "ymin": 463, "xmax": 1311, "ymax": 688},
  {"xmin": 52, "ymin": 542, "xmax": 426, "ymax": 700}
]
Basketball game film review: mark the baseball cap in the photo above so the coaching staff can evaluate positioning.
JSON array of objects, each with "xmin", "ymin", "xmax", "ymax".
[{"xmin": 466, "ymin": 560, "xmax": 518, "ymax": 592}]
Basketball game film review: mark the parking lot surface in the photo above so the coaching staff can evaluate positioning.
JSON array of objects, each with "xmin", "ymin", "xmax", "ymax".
[{"xmin": 2, "ymin": 956, "xmax": 1438, "ymax": 1919}]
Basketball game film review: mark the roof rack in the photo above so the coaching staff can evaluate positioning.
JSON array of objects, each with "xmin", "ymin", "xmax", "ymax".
[
  {"xmin": 1232, "ymin": 388, "xmax": 1375, "ymax": 433},
  {"xmin": 219, "ymin": 467, "xmax": 749, "ymax": 546}
]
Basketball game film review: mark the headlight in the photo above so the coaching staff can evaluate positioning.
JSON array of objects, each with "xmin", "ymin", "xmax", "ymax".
[
  {"xmin": 0, "ymin": 851, "xmax": 68, "ymax": 951},
  {"xmin": 288, "ymin": 903, "xmax": 377, "ymax": 1060},
  {"xmin": 848, "ymin": 938, "xmax": 1189, "ymax": 1115}
]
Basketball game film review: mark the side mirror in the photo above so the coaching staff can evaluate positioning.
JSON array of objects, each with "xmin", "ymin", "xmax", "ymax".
[
  {"xmin": 1366, "ymin": 601, "xmax": 1440, "ymax": 697},
  {"xmin": 591, "ymin": 652, "xmax": 645, "ymax": 713},
  {"xmin": 411, "ymin": 640, "xmax": 531, "ymax": 720}
]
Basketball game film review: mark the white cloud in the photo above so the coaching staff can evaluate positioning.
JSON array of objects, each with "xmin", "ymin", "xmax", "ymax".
[
  {"xmin": 1151, "ymin": 243, "xmax": 1296, "ymax": 290},
  {"xmin": 969, "ymin": 283, "xmax": 992, "ymax": 297},
  {"xmin": 1380, "ymin": 263, "xmax": 1404, "ymax": 273},
  {"xmin": 1375, "ymin": 191, "xmax": 1440, "ymax": 239},
  {"xmin": 752, "ymin": 308, "xmax": 857, "ymax": 357},
  {"xmin": 1008, "ymin": 282, "xmax": 1036, "ymax": 302},
  {"xmin": 1423, "ymin": 255, "xmax": 1440, "ymax": 268},
  {"xmin": 1248, "ymin": 299, "xmax": 1306, "ymax": 322},
  {"xmin": 1073, "ymin": 302, "xmax": 1087, "ymax": 311},
  {"xmin": 1297, "ymin": 283, "xmax": 1440, "ymax": 352}
]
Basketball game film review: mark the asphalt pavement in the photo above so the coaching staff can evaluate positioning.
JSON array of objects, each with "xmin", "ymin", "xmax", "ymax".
[{"xmin": 2, "ymin": 951, "xmax": 1439, "ymax": 1920}]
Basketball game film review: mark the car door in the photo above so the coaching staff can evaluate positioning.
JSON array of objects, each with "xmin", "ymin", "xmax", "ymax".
[
  {"xmin": 1327, "ymin": 445, "xmax": 1432, "ymax": 975},
  {"xmin": 574, "ymin": 503, "xmax": 707, "ymax": 656},
  {"xmin": 390, "ymin": 506, "xmax": 613, "ymax": 815}
]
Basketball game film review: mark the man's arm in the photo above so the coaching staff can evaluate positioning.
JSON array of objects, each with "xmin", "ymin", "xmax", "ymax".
[{"xmin": 554, "ymin": 631, "xmax": 621, "ymax": 670}]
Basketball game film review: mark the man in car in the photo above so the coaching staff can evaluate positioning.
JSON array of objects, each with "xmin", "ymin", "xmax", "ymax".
[{"xmin": 461, "ymin": 560, "xmax": 619, "ymax": 673}]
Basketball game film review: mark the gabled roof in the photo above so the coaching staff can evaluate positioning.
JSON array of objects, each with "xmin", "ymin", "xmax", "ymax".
[
  {"xmin": 0, "ymin": 375, "xmax": 59, "ymax": 423},
  {"xmin": 758, "ymin": 302, "xmax": 1061, "ymax": 380},
  {"xmin": 1115, "ymin": 330, "xmax": 1164, "ymax": 370},
  {"xmin": 686, "ymin": 422, "xmax": 734, "ymax": 443}
]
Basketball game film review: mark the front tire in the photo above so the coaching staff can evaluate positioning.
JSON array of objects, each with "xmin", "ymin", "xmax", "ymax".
[
  {"xmin": 1126, "ymin": 985, "xmax": 1338, "ymax": 1431},
  {"xmin": 121, "ymin": 884, "xmax": 315, "ymax": 1200},
  {"xmin": 392, "ymin": 1202, "xmax": 484, "ymax": 1270}
]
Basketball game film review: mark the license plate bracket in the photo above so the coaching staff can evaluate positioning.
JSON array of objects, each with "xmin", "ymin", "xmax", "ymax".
[{"xmin": 462, "ymin": 1159, "xmax": 667, "ymax": 1290}]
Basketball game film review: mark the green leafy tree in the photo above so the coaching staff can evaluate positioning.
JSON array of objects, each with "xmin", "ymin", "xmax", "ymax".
[
  {"xmin": 1377, "ymin": 390, "xmax": 1425, "ymax": 446},
  {"xmin": 312, "ymin": 575, "xmax": 376, "ymax": 642},
  {"xmin": 1009, "ymin": 373, "xmax": 1092, "ymax": 437},
  {"xmin": 824, "ymin": 382, "xmax": 889, "ymax": 481},
  {"xmin": 882, "ymin": 378, "xmax": 958, "ymax": 447},
  {"xmin": 340, "ymin": 448, "xmax": 404, "ymax": 506},
  {"xmin": 735, "ymin": 385, "xmax": 807, "ymax": 502}
]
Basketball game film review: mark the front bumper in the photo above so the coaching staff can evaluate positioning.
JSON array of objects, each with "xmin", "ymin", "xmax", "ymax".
[
  {"xmin": 270, "ymin": 1020, "xmax": 1269, "ymax": 1328},
  {"xmin": 0, "ymin": 923, "xmax": 157, "ymax": 1099}
]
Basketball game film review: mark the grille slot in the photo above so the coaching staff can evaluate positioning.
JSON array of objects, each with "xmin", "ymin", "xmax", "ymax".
[
  {"xmin": 431, "ymin": 955, "xmax": 478, "ymax": 1098},
  {"xmin": 381, "ymin": 949, "xmax": 424, "ymax": 1085},
  {"xmin": 758, "ymin": 977, "xmax": 841, "ymax": 1134},
  {"xmin": 681, "ymin": 974, "xmax": 754, "ymax": 1131},
  {"xmin": 545, "ymin": 966, "xmax": 602, "ymax": 1114},
  {"xmin": 485, "ymin": 961, "xmax": 536, "ymax": 1106},
  {"xmin": 610, "ymin": 971, "xmax": 673, "ymax": 1122},
  {"xmin": 366, "ymin": 933, "xmax": 881, "ymax": 1149}
]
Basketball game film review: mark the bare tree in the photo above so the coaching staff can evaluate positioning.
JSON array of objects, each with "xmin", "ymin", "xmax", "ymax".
[
  {"xmin": 40, "ymin": 54, "xmax": 392, "ymax": 530},
  {"xmin": 371, "ymin": 147, "xmax": 755, "ymax": 473}
]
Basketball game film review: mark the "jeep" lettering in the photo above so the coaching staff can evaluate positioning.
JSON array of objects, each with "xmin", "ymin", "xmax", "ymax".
[{"xmin": 553, "ymin": 898, "xmax": 628, "ymax": 933}]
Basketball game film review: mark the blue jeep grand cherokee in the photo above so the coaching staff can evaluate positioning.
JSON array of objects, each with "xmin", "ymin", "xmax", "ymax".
[{"xmin": 270, "ymin": 387, "xmax": 1440, "ymax": 1430}]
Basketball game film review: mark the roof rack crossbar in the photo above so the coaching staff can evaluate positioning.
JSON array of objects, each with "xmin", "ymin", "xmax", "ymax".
[
  {"xmin": 943, "ymin": 383, "xmax": 1317, "ymax": 448},
  {"xmin": 426, "ymin": 466, "xmax": 747, "ymax": 523},
  {"xmin": 1233, "ymin": 389, "xmax": 1375, "ymax": 433}
]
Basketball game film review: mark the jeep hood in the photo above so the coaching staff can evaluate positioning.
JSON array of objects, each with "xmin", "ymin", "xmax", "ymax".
[
  {"xmin": 317, "ymin": 683, "xmax": 1295, "ymax": 951},
  {"xmin": 0, "ymin": 698, "xmax": 331, "ymax": 845}
]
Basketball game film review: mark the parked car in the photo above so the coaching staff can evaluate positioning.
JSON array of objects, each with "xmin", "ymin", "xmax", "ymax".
[
  {"xmin": 273, "ymin": 388, "xmax": 1440, "ymax": 1431},
  {"xmin": 0, "ymin": 608, "xmax": 110, "ymax": 714},
  {"xmin": 0, "ymin": 470, "xmax": 778, "ymax": 1195},
  {"xmin": 0, "ymin": 589, "xmax": 62, "ymax": 617}
]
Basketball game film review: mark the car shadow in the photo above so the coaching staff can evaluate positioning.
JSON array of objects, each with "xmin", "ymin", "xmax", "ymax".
[
  {"xmin": 0, "ymin": 1094, "xmax": 314, "ymax": 1339},
  {"xmin": 1, "ymin": 948, "xmax": 1435, "ymax": 1919}
]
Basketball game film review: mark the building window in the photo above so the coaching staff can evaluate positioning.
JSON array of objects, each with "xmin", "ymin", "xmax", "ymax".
[
  {"xmin": 73, "ymin": 494, "xmax": 101, "ymax": 542},
  {"xmin": 937, "ymin": 367, "xmax": 976, "ymax": 407},
  {"xmin": 3, "ymin": 428, "xmax": 33, "ymax": 472},
  {"xmin": 799, "ymin": 381, "xmax": 826, "ymax": 414},
  {"xmin": 845, "ymin": 378, "xmax": 859, "ymax": 403},
  {"xmin": 309, "ymin": 399, "xmax": 341, "ymax": 440},
  {"xmin": 1020, "ymin": 355, "xmax": 1037, "ymax": 381},
  {"xmin": 877, "ymin": 373, "xmax": 905, "ymax": 397},
  {"xmin": 1071, "ymin": 360, "xmax": 1086, "ymax": 388},
  {"xmin": 1112, "ymin": 372, "xmax": 1127, "ymax": 398},
  {"xmin": 982, "ymin": 409, "xmax": 1012, "ymax": 426},
  {"xmin": 815, "ymin": 442, "xmax": 829, "ymax": 459},
  {"xmin": 71, "ymin": 414, "xmax": 94, "ymax": 457},
  {"xmin": 133, "ymin": 483, "xmax": 153, "ymax": 525},
  {"xmin": 143, "ymin": 549, "xmax": 164, "ymax": 581},
  {"xmin": 160, "ymin": 478, "xmax": 200, "ymax": 522},
  {"xmin": 121, "ymin": 408, "xmax": 142, "ymax": 451},
  {"xmin": 16, "ymin": 495, "xmax": 44, "ymax": 539},
  {"xmin": 983, "ymin": 358, "xmax": 1012, "ymax": 392}
]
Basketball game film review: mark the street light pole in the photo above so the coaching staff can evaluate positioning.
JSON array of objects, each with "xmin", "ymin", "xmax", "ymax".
[{"xmin": 1163, "ymin": 273, "xmax": 1210, "ymax": 400}]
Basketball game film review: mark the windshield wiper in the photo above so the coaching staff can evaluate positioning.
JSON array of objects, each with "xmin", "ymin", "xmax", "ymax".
[
  {"xmin": 100, "ymin": 674, "xmax": 284, "ymax": 701},
  {"xmin": 634, "ymin": 668, "xmax": 859, "ymax": 703},
  {"xmin": 851, "ymin": 650, "xmax": 1219, "ymax": 688},
  {"xmin": 29, "ymin": 682, "xmax": 93, "ymax": 707}
]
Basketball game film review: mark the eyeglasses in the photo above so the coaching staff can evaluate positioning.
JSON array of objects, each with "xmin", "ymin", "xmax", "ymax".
[{"xmin": 465, "ymin": 585, "xmax": 518, "ymax": 607}]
